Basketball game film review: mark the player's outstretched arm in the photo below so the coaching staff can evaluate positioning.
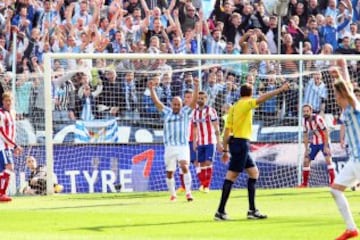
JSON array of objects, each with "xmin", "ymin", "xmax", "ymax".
[
  {"xmin": 256, "ymin": 82, "xmax": 290, "ymax": 105},
  {"xmin": 148, "ymin": 80, "xmax": 165, "ymax": 112},
  {"xmin": 189, "ymin": 77, "xmax": 200, "ymax": 109}
]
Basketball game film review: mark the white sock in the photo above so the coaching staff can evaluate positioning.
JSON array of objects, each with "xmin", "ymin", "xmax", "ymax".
[
  {"xmin": 330, "ymin": 188, "xmax": 357, "ymax": 230},
  {"xmin": 166, "ymin": 177, "xmax": 176, "ymax": 197},
  {"xmin": 183, "ymin": 172, "xmax": 192, "ymax": 194}
]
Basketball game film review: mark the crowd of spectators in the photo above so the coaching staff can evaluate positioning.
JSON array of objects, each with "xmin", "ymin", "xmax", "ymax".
[{"xmin": 0, "ymin": 0, "xmax": 360, "ymax": 131}]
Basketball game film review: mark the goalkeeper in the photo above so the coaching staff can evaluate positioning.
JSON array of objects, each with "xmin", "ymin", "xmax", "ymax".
[{"xmin": 22, "ymin": 156, "xmax": 63, "ymax": 195}]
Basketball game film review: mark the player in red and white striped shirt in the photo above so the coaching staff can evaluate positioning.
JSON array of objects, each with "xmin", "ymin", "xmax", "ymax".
[
  {"xmin": 0, "ymin": 92, "xmax": 23, "ymax": 201},
  {"xmin": 300, "ymin": 104, "xmax": 335, "ymax": 187},
  {"xmin": 193, "ymin": 91, "xmax": 222, "ymax": 192}
]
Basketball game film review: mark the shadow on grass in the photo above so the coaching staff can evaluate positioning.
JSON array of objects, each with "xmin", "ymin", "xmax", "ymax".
[
  {"xmin": 33, "ymin": 202, "xmax": 141, "ymax": 211},
  {"xmin": 66, "ymin": 192, "xmax": 167, "ymax": 200},
  {"xmin": 60, "ymin": 216, "xmax": 326, "ymax": 233},
  {"xmin": 60, "ymin": 218, "xmax": 250, "ymax": 232},
  {"xmin": 232, "ymin": 188, "xmax": 329, "ymax": 199}
]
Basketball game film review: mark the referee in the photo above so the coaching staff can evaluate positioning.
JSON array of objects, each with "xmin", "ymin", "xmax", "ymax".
[{"xmin": 215, "ymin": 82, "xmax": 290, "ymax": 220}]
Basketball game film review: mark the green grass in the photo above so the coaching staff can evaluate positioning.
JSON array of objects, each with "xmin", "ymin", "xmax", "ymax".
[{"xmin": 0, "ymin": 188, "xmax": 359, "ymax": 240}]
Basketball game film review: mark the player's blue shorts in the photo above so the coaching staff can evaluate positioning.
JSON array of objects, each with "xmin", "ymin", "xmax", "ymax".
[
  {"xmin": 308, "ymin": 143, "xmax": 331, "ymax": 160},
  {"xmin": 228, "ymin": 137, "xmax": 256, "ymax": 172},
  {"xmin": 189, "ymin": 141, "xmax": 197, "ymax": 163},
  {"xmin": 0, "ymin": 149, "xmax": 14, "ymax": 171},
  {"xmin": 197, "ymin": 144, "xmax": 215, "ymax": 163}
]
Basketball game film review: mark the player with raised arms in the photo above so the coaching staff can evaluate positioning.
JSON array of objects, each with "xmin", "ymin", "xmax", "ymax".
[{"xmin": 149, "ymin": 76, "xmax": 199, "ymax": 202}]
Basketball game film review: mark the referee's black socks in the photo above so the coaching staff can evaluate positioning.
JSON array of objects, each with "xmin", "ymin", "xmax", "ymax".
[
  {"xmin": 218, "ymin": 179, "xmax": 234, "ymax": 213},
  {"xmin": 248, "ymin": 178, "xmax": 257, "ymax": 211}
]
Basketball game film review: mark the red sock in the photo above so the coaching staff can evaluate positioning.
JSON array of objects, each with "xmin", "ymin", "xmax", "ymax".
[
  {"xmin": 179, "ymin": 174, "xmax": 185, "ymax": 189},
  {"xmin": 205, "ymin": 167, "xmax": 213, "ymax": 188},
  {"xmin": 302, "ymin": 169, "xmax": 310, "ymax": 186},
  {"xmin": 0, "ymin": 171, "xmax": 10, "ymax": 195},
  {"xmin": 199, "ymin": 169, "xmax": 206, "ymax": 187},
  {"xmin": 328, "ymin": 168, "xmax": 335, "ymax": 185}
]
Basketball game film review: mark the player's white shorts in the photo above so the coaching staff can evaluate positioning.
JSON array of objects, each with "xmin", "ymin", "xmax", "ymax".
[
  {"xmin": 334, "ymin": 160, "xmax": 360, "ymax": 187},
  {"xmin": 164, "ymin": 145, "xmax": 190, "ymax": 171}
]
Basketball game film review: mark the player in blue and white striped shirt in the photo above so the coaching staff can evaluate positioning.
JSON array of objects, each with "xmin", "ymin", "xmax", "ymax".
[
  {"xmin": 330, "ymin": 62, "xmax": 359, "ymax": 240},
  {"xmin": 149, "ymin": 77, "xmax": 199, "ymax": 202}
]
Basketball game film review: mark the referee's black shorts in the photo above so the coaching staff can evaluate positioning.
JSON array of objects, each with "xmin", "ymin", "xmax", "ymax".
[{"xmin": 228, "ymin": 137, "xmax": 256, "ymax": 172}]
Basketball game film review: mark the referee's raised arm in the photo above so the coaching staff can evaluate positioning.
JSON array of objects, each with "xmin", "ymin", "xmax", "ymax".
[
  {"xmin": 189, "ymin": 77, "xmax": 200, "ymax": 109},
  {"xmin": 148, "ymin": 79, "xmax": 165, "ymax": 112},
  {"xmin": 256, "ymin": 82, "xmax": 290, "ymax": 105}
]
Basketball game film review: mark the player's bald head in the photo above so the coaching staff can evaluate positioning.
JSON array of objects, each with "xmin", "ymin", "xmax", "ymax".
[{"xmin": 172, "ymin": 96, "xmax": 183, "ymax": 113}]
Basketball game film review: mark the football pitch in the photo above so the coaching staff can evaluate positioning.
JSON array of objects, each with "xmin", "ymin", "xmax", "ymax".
[{"xmin": 1, "ymin": 188, "xmax": 359, "ymax": 240}]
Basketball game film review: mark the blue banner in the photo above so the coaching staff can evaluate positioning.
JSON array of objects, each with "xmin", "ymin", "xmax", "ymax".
[{"xmin": 13, "ymin": 144, "xmax": 349, "ymax": 194}]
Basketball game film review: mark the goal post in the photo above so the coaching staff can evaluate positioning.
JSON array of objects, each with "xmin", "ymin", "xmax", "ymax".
[{"xmin": 36, "ymin": 53, "xmax": 359, "ymax": 195}]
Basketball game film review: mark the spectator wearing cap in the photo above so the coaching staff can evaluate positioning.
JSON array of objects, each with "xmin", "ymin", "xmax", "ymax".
[{"xmin": 336, "ymin": 0, "xmax": 353, "ymax": 39}]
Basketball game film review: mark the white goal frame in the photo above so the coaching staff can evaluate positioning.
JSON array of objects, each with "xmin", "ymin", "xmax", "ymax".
[{"xmin": 43, "ymin": 53, "xmax": 360, "ymax": 194}]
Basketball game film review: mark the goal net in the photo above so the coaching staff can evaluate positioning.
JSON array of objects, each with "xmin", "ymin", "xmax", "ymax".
[{"xmin": 11, "ymin": 53, "xmax": 355, "ymax": 195}]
